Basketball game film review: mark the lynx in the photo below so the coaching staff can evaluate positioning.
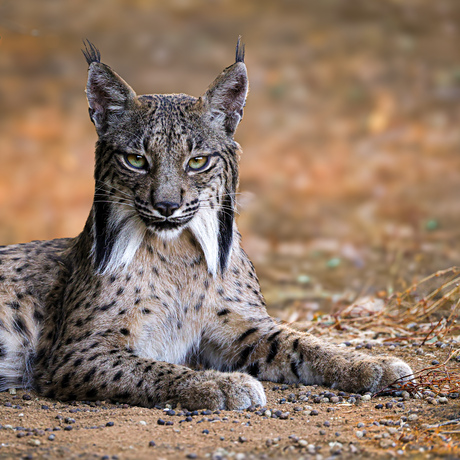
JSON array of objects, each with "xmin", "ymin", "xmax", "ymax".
[{"xmin": 0, "ymin": 40, "xmax": 412, "ymax": 410}]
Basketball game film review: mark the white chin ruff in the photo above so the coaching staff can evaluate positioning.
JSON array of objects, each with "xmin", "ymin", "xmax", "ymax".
[
  {"xmin": 154, "ymin": 227, "xmax": 183, "ymax": 242},
  {"xmin": 187, "ymin": 208, "xmax": 219, "ymax": 277},
  {"xmin": 95, "ymin": 205, "xmax": 220, "ymax": 277}
]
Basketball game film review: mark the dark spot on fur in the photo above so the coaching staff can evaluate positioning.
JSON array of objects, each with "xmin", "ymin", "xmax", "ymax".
[
  {"xmin": 267, "ymin": 339, "xmax": 279, "ymax": 364},
  {"xmin": 237, "ymin": 327, "xmax": 258, "ymax": 343}
]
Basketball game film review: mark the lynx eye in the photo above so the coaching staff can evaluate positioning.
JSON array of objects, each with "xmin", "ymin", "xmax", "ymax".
[
  {"xmin": 125, "ymin": 154, "xmax": 147, "ymax": 170},
  {"xmin": 188, "ymin": 156, "xmax": 209, "ymax": 171}
]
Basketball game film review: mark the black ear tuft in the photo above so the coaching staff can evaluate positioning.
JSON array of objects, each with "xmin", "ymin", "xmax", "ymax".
[
  {"xmin": 235, "ymin": 36, "xmax": 245, "ymax": 63},
  {"xmin": 82, "ymin": 39, "xmax": 101, "ymax": 66}
]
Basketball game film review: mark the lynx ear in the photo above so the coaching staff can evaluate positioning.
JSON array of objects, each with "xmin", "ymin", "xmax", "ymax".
[
  {"xmin": 82, "ymin": 40, "xmax": 137, "ymax": 135},
  {"xmin": 202, "ymin": 37, "xmax": 248, "ymax": 136}
]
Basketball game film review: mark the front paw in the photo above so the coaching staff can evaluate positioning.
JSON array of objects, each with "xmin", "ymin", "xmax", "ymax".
[
  {"xmin": 333, "ymin": 356, "xmax": 413, "ymax": 394},
  {"xmin": 173, "ymin": 370, "xmax": 266, "ymax": 410}
]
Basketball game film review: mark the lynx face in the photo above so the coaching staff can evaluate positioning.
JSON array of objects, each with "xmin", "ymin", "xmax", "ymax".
[{"xmin": 83, "ymin": 41, "xmax": 247, "ymax": 276}]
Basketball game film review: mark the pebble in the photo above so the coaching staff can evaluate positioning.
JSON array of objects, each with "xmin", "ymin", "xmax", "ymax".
[
  {"xmin": 238, "ymin": 436, "xmax": 247, "ymax": 443},
  {"xmin": 139, "ymin": 420, "xmax": 147, "ymax": 426},
  {"xmin": 375, "ymin": 404, "xmax": 383, "ymax": 409},
  {"xmin": 310, "ymin": 410, "xmax": 319, "ymax": 416},
  {"xmin": 157, "ymin": 419, "xmax": 166, "ymax": 425},
  {"xmin": 438, "ymin": 397, "xmax": 448, "ymax": 404},
  {"xmin": 385, "ymin": 402, "xmax": 393, "ymax": 409},
  {"xmin": 355, "ymin": 431, "xmax": 364, "ymax": 438},
  {"xmin": 186, "ymin": 454, "xmax": 197, "ymax": 459},
  {"xmin": 408, "ymin": 414, "xmax": 418, "ymax": 421},
  {"xmin": 48, "ymin": 434, "xmax": 55, "ymax": 441},
  {"xmin": 380, "ymin": 439, "xmax": 394, "ymax": 448},
  {"xmin": 202, "ymin": 429, "xmax": 209, "ymax": 434},
  {"xmin": 298, "ymin": 439, "xmax": 308, "ymax": 447},
  {"xmin": 148, "ymin": 441, "xmax": 156, "ymax": 447},
  {"xmin": 64, "ymin": 425, "xmax": 73, "ymax": 431},
  {"xmin": 28, "ymin": 439, "xmax": 41, "ymax": 446},
  {"xmin": 402, "ymin": 391, "xmax": 411, "ymax": 401},
  {"xmin": 106, "ymin": 421, "xmax": 114, "ymax": 427},
  {"xmin": 22, "ymin": 394, "xmax": 32, "ymax": 400},
  {"xmin": 361, "ymin": 395, "xmax": 371, "ymax": 401}
]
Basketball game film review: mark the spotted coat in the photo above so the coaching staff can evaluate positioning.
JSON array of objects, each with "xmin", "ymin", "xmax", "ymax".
[{"xmin": 0, "ymin": 40, "xmax": 412, "ymax": 410}]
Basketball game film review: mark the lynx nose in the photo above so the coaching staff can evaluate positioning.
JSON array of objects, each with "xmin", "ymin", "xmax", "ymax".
[{"xmin": 154, "ymin": 201, "xmax": 180, "ymax": 218}]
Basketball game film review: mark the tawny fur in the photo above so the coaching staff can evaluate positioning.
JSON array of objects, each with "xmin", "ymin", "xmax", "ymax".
[{"xmin": 0, "ymin": 41, "xmax": 412, "ymax": 410}]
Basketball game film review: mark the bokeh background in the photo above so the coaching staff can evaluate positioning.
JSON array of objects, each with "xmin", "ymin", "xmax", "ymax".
[{"xmin": 1, "ymin": 0, "xmax": 460, "ymax": 317}]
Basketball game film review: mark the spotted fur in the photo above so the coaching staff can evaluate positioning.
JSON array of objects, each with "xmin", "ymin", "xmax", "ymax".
[{"xmin": 0, "ymin": 41, "xmax": 412, "ymax": 410}]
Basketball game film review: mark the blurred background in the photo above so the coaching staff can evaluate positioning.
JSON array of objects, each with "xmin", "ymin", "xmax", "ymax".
[{"xmin": 1, "ymin": 0, "xmax": 460, "ymax": 317}]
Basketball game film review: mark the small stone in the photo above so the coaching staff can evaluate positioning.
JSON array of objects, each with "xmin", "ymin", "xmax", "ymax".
[
  {"xmin": 202, "ymin": 429, "xmax": 209, "ymax": 434},
  {"xmin": 431, "ymin": 360, "xmax": 439, "ymax": 365},
  {"xmin": 139, "ymin": 420, "xmax": 147, "ymax": 426},
  {"xmin": 264, "ymin": 410, "xmax": 272, "ymax": 417},
  {"xmin": 106, "ymin": 421, "xmax": 114, "ymax": 427},
  {"xmin": 380, "ymin": 439, "xmax": 394, "ymax": 448},
  {"xmin": 400, "ymin": 435, "xmax": 414, "ymax": 443},
  {"xmin": 375, "ymin": 404, "xmax": 383, "ymax": 409},
  {"xmin": 402, "ymin": 391, "xmax": 410, "ymax": 401},
  {"xmin": 350, "ymin": 444, "xmax": 358, "ymax": 454},
  {"xmin": 186, "ymin": 454, "xmax": 197, "ymax": 459},
  {"xmin": 48, "ymin": 434, "xmax": 55, "ymax": 441},
  {"xmin": 157, "ymin": 419, "xmax": 166, "ymax": 425},
  {"xmin": 408, "ymin": 414, "xmax": 418, "ymax": 421},
  {"xmin": 64, "ymin": 425, "xmax": 73, "ymax": 431},
  {"xmin": 361, "ymin": 395, "xmax": 371, "ymax": 401},
  {"xmin": 323, "ymin": 421, "xmax": 330, "ymax": 427},
  {"xmin": 385, "ymin": 402, "xmax": 393, "ymax": 409},
  {"xmin": 438, "ymin": 397, "xmax": 448, "ymax": 404},
  {"xmin": 298, "ymin": 439, "xmax": 308, "ymax": 447},
  {"xmin": 22, "ymin": 394, "xmax": 32, "ymax": 401},
  {"xmin": 165, "ymin": 421, "xmax": 173, "ymax": 426},
  {"xmin": 357, "ymin": 422, "xmax": 364, "ymax": 428},
  {"xmin": 319, "ymin": 430, "xmax": 326, "ymax": 435},
  {"xmin": 148, "ymin": 441, "xmax": 156, "ymax": 447},
  {"xmin": 238, "ymin": 436, "xmax": 247, "ymax": 443},
  {"xmin": 415, "ymin": 349, "xmax": 424, "ymax": 355},
  {"xmin": 310, "ymin": 409, "xmax": 319, "ymax": 416},
  {"xmin": 355, "ymin": 431, "xmax": 364, "ymax": 438},
  {"xmin": 28, "ymin": 439, "xmax": 41, "ymax": 446},
  {"xmin": 279, "ymin": 412, "xmax": 290, "ymax": 420}
]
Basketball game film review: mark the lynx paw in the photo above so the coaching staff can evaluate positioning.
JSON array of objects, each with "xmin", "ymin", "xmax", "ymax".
[
  {"xmin": 333, "ymin": 356, "xmax": 413, "ymax": 394},
  {"xmin": 174, "ymin": 371, "xmax": 266, "ymax": 410}
]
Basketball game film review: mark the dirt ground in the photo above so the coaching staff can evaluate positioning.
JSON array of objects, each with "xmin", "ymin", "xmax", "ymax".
[
  {"xmin": 0, "ymin": 343, "xmax": 458, "ymax": 460},
  {"xmin": 1, "ymin": 0, "xmax": 460, "ymax": 458}
]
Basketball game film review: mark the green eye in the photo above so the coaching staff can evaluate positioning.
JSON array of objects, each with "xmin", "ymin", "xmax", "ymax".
[
  {"xmin": 125, "ymin": 154, "xmax": 147, "ymax": 170},
  {"xmin": 188, "ymin": 156, "xmax": 209, "ymax": 171}
]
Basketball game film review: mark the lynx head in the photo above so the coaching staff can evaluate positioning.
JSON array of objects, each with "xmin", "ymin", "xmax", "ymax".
[{"xmin": 82, "ymin": 39, "xmax": 248, "ymax": 276}]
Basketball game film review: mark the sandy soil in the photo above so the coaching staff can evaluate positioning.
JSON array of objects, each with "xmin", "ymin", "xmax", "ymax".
[{"xmin": 0, "ymin": 343, "xmax": 457, "ymax": 460}]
